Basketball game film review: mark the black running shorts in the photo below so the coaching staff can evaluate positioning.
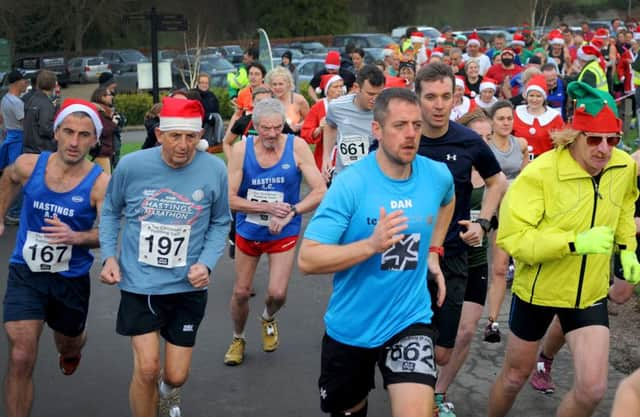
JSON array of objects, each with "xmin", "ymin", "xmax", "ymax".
[
  {"xmin": 116, "ymin": 290, "xmax": 207, "ymax": 347},
  {"xmin": 318, "ymin": 323, "xmax": 436, "ymax": 413}
]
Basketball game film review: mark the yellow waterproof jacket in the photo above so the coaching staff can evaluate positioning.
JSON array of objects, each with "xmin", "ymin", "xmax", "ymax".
[{"xmin": 497, "ymin": 146, "xmax": 638, "ymax": 308}]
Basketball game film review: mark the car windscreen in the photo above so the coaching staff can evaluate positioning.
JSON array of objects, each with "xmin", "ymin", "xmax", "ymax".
[
  {"xmin": 88, "ymin": 58, "xmax": 107, "ymax": 66},
  {"xmin": 200, "ymin": 58, "xmax": 234, "ymax": 72},
  {"xmin": 366, "ymin": 35, "xmax": 396, "ymax": 48},
  {"xmin": 121, "ymin": 51, "xmax": 148, "ymax": 62}
]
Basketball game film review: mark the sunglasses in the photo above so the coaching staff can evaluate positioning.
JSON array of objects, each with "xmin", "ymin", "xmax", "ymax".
[{"xmin": 584, "ymin": 134, "xmax": 621, "ymax": 147}]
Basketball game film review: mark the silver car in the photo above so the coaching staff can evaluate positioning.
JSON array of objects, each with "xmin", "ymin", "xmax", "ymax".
[
  {"xmin": 293, "ymin": 58, "xmax": 326, "ymax": 93},
  {"xmin": 67, "ymin": 56, "xmax": 109, "ymax": 83}
]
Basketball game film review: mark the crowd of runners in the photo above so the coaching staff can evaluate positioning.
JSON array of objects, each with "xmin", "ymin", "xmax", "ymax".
[{"xmin": 3, "ymin": 19, "xmax": 640, "ymax": 417}]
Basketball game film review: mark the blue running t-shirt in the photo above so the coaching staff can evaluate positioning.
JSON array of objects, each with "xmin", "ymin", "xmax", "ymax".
[{"xmin": 304, "ymin": 152, "xmax": 454, "ymax": 348}]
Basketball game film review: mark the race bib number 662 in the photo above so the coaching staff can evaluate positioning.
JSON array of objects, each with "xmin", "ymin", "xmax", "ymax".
[
  {"xmin": 385, "ymin": 335, "xmax": 437, "ymax": 377},
  {"xmin": 138, "ymin": 221, "xmax": 191, "ymax": 268}
]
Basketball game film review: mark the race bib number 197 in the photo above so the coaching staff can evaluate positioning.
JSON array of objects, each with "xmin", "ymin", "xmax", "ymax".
[
  {"xmin": 138, "ymin": 221, "xmax": 191, "ymax": 268},
  {"xmin": 23, "ymin": 231, "xmax": 72, "ymax": 273}
]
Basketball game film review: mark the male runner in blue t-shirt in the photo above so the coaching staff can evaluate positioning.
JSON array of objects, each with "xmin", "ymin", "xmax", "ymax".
[
  {"xmin": 299, "ymin": 88, "xmax": 455, "ymax": 417},
  {"xmin": 99, "ymin": 97, "xmax": 230, "ymax": 417},
  {"xmin": 0, "ymin": 99, "xmax": 109, "ymax": 417}
]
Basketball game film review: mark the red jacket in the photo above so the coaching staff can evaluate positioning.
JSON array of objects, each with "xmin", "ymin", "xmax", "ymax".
[
  {"xmin": 300, "ymin": 98, "xmax": 328, "ymax": 171},
  {"xmin": 513, "ymin": 105, "xmax": 564, "ymax": 157}
]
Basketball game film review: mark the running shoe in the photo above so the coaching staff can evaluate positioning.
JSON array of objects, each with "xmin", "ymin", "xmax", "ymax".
[
  {"xmin": 261, "ymin": 317, "xmax": 279, "ymax": 352},
  {"xmin": 158, "ymin": 385, "xmax": 181, "ymax": 417},
  {"xmin": 530, "ymin": 355, "xmax": 556, "ymax": 394},
  {"xmin": 4, "ymin": 215, "xmax": 19, "ymax": 225},
  {"xmin": 59, "ymin": 354, "xmax": 81, "ymax": 375},
  {"xmin": 224, "ymin": 337, "xmax": 246, "ymax": 366},
  {"xmin": 434, "ymin": 393, "xmax": 456, "ymax": 417},
  {"xmin": 483, "ymin": 321, "xmax": 501, "ymax": 343}
]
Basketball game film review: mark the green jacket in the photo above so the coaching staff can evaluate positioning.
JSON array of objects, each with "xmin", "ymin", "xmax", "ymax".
[
  {"xmin": 578, "ymin": 60, "xmax": 609, "ymax": 93},
  {"xmin": 497, "ymin": 146, "xmax": 637, "ymax": 308}
]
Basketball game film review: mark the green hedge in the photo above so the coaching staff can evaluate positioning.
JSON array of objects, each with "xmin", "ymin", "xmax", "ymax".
[{"xmin": 114, "ymin": 89, "xmax": 235, "ymax": 126}]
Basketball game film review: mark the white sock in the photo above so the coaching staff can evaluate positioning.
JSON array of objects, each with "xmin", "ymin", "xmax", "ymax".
[
  {"xmin": 262, "ymin": 308, "xmax": 274, "ymax": 321},
  {"xmin": 158, "ymin": 380, "xmax": 177, "ymax": 399},
  {"xmin": 233, "ymin": 331, "xmax": 246, "ymax": 340}
]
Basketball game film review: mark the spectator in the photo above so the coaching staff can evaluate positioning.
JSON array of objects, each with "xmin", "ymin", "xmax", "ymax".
[
  {"xmin": 141, "ymin": 103, "xmax": 162, "ymax": 149},
  {"xmin": 280, "ymin": 50, "xmax": 296, "ymax": 74},
  {"xmin": 90, "ymin": 87, "xmax": 117, "ymax": 174},
  {"xmin": 23, "ymin": 70, "xmax": 58, "ymax": 154}
]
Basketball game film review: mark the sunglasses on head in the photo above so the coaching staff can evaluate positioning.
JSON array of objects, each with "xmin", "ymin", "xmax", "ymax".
[{"xmin": 584, "ymin": 133, "xmax": 621, "ymax": 147}]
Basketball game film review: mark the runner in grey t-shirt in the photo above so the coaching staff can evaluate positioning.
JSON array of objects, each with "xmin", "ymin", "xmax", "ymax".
[
  {"xmin": 1, "ymin": 93, "xmax": 25, "ymax": 131},
  {"xmin": 322, "ymin": 65, "xmax": 385, "ymax": 178}
]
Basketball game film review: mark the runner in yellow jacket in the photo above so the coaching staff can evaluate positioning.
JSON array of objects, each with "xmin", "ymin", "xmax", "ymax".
[{"xmin": 488, "ymin": 81, "xmax": 640, "ymax": 417}]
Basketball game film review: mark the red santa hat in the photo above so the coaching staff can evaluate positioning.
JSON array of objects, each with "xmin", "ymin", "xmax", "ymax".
[
  {"xmin": 590, "ymin": 37, "xmax": 606, "ymax": 49},
  {"xmin": 467, "ymin": 31, "xmax": 481, "ymax": 47},
  {"xmin": 548, "ymin": 29, "xmax": 564, "ymax": 46},
  {"xmin": 577, "ymin": 44, "xmax": 601, "ymax": 62},
  {"xmin": 325, "ymin": 51, "xmax": 341, "ymax": 71},
  {"xmin": 524, "ymin": 74, "xmax": 548, "ymax": 99},
  {"xmin": 316, "ymin": 74, "xmax": 343, "ymax": 96},
  {"xmin": 594, "ymin": 28, "xmax": 609, "ymax": 39},
  {"xmin": 511, "ymin": 32, "xmax": 525, "ymax": 47},
  {"xmin": 411, "ymin": 32, "xmax": 425, "ymax": 44},
  {"xmin": 436, "ymin": 36, "xmax": 447, "ymax": 44},
  {"xmin": 455, "ymin": 75, "xmax": 466, "ymax": 90},
  {"xmin": 53, "ymin": 98, "xmax": 103, "ymax": 139},
  {"xmin": 385, "ymin": 75, "xmax": 409, "ymax": 88},
  {"xmin": 634, "ymin": 27, "xmax": 640, "ymax": 41},
  {"xmin": 159, "ymin": 97, "xmax": 204, "ymax": 133},
  {"xmin": 479, "ymin": 77, "xmax": 498, "ymax": 92},
  {"xmin": 430, "ymin": 47, "xmax": 445, "ymax": 58}
]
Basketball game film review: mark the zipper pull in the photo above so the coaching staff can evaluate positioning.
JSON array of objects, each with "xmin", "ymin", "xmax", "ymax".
[{"xmin": 595, "ymin": 184, "xmax": 603, "ymax": 199}]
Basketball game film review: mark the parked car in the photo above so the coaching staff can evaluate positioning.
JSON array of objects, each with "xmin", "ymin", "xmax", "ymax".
[
  {"xmin": 288, "ymin": 41, "xmax": 327, "ymax": 55},
  {"xmin": 391, "ymin": 26, "xmax": 441, "ymax": 46},
  {"xmin": 98, "ymin": 49, "xmax": 148, "ymax": 74},
  {"xmin": 67, "ymin": 56, "xmax": 109, "ymax": 83},
  {"xmin": 293, "ymin": 58, "xmax": 325, "ymax": 92},
  {"xmin": 331, "ymin": 33, "xmax": 397, "ymax": 50},
  {"xmin": 15, "ymin": 55, "xmax": 70, "ymax": 87},
  {"xmin": 215, "ymin": 45, "xmax": 244, "ymax": 66},
  {"xmin": 173, "ymin": 54, "xmax": 235, "ymax": 88}
]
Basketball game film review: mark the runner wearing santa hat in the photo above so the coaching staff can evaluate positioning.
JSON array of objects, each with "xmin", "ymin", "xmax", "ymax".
[
  {"xmin": 300, "ymin": 74, "xmax": 346, "ymax": 171},
  {"xmin": 513, "ymin": 74, "xmax": 564, "ymax": 157},
  {"xmin": 576, "ymin": 44, "xmax": 609, "ymax": 92},
  {"xmin": 475, "ymin": 78, "xmax": 499, "ymax": 109},
  {"xmin": 488, "ymin": 80, "xmax": 640, "ymax": 417},
  {"xmin": 308, "ymin": 51, "xmax": 356, "ymax": 103},
  {"xmin": 99, "ymin": 97, "xmax": 231, "ymax": 417},
  {"xmin": 547, "ymin": 29, "xmax": 572, "ymax": 75},
  {"xmin": 463, "ymin": 32, "xmax": 492, "ymax": 76},
  {"xmin": 0, "ymin": 98, "xmax": 109, "ymax": 417},
  {"xmin": 450, "ymin": 75, "xmax": 477, "ymax": 121}
]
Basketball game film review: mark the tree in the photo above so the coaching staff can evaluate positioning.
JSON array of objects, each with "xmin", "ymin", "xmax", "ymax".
[{"xmin": 254, "ymin": 0, "xmax": 350, "ymax": 37}]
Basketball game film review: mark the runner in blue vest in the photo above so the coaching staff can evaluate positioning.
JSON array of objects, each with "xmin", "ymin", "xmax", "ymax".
[{"xmin": 0, "ymin": 98, "xmax": 108, "ymax": 417}]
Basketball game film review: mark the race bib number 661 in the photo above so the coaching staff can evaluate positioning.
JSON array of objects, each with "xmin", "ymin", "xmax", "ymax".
[{"xmin": 138, "ymin": 221, "xmax": 191, "ymax": 268}]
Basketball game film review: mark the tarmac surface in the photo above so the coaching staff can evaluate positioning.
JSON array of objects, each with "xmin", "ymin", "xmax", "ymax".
[{"xmin": 0, "ymin": 219, "xmax": 629, "ymax": 417}]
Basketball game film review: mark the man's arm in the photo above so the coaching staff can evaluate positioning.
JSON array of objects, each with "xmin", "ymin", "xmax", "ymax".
[
  {"xmin": 428, "ymin": 195, "xmax": 456, "ymax": 307},
  {"xmin": 298, "ymin": 207, "xmax": 408, "ymax": 275},
  {"xmin": 322, "ymin": 123, "xmax": 337, "ymax": 175},
  {"xmin": 222, "ymin": 131, "xmax": 239, "ymax": 160},
  {"xmin": 38, "ymin": 100, "xmax": 55, "ymax": 141},
  {"xmin": 307, "ymin": 84, "xmax": 319, "ymax": 103},
  {"xmin": 41, "ymin": 172, "xmax": 110, "ymax": 249},
  {"xmin": 0, "ymin": 155, "xmax": 38, "ymax": 235},
  {"xmin": 227, "ymin": 140, "xmax": 291, "ymax": 217},
  {"xmin": 479, "ymin": 171, "xmax": 508, "ymax": 219}
]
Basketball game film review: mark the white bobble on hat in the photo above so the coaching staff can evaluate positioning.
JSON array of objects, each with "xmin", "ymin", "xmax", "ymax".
[{"xmin": 197, "ymin": 139, "xmax": 209, "ymax": 152}]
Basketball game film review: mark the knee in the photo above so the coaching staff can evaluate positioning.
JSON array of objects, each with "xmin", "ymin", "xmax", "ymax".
[
  {"xmin": 501, "ymin": 364, "xmax": 531, "ymax": 392},
  {"xmin": 8, "ymin": 345, "xmax": 37, "ymax": 375},
  {"xmin": 232, "ymin": 286, "xmax": 252, "ymax": 304},
  {"xmin": 456, "ymin": 322, "xmax": 476, "ymax": 347},
  {"xmin": 575, "ymin": 376, "xmax": 607, "ymax": 407},
  {"xmin": 436, "ymin": 348, "xmax": 452, "ymax": 366},
  {"xmin": 134, "ymin": 358, "xmax": 161, "ymax": 386}
]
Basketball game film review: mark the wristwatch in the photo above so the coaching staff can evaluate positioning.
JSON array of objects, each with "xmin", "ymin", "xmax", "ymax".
[
  {"xmin": 473, "ymin": 218, "xmax": 492, "ymax": 234},
  {"xmin": 291, "ymin": 205, "xmax": 298, "ymax": 216}
]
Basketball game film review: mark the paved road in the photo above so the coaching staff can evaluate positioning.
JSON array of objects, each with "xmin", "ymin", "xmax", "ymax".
[{"xmin": 0, "ymin": 218, "xmax": 628, "ymax": 417}]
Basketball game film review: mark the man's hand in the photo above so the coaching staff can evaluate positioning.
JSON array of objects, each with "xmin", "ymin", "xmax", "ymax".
[
  {"xmin": 321, "ymin": 159, "xmax": 334, "ymax": 183},
  {"xmin": 187, "ymin": 263, "xmax": 210, "ymax": 288},
  {"xmin": 574, "ymin": 226, "xmax": 614, "ymax": 255},
  {"xmin": 428, "ymin": 252, "xmax": 446, "ymax": 307},
  {"xmin": 366, "ymin": 207, "xmax": 408, "ymax": 253},
  {"xmin": 269, "ymin": 212, "xmax": 294, "ymax": 235},
  {"xmin": 620, "ymin": 250, "xmax": 640, "ymax": 285},
  {"xmin": 458, "ymin": 220, "xmax": 484, "ymax": 247},
  {"xmin": 267, "ymin": 202, "xmax": 292, "ymax": 218},
  {"xmin": 41, "ymin": 215, "xmax": 77, "ymax": 245},
  {"xmin": 100, "ymin": 257, "xmax": 121, "ymax": 285},
  {"xmin": 0, "ymin": 223, "xmax": 5, "ymax": 237}
]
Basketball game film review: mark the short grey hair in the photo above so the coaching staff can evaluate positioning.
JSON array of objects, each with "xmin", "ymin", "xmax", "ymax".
[{"xmin": 252, "ymin": 97, "xmax": 286, "ymax": 126}]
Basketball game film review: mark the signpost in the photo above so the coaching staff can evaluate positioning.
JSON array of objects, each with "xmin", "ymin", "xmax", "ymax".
[{"xmin": 126, "ymin": 8, "xmax": 188, "ymax": 103}]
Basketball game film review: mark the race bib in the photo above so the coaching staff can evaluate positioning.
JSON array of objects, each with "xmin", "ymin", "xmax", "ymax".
[
  {"xmin": 385, "ymin": 335, "xmax": 437, "ymax": 376},
  {"xmin": 246, "ymin": 189, "xmax": 284, "ymax": 226},
  {"xmin": 138, "ymin": 221, "xmax": 191, "ymax": 268},
  {"xmin": 23, "ymin": 231, "xmax": 72, "ymax": 273},
  {"xmin": 470, "ymin": 210, "xmax": 480, "ymax": 222},
  {"xmin": 338, "ymin": 135, "xmax": 368, "ymax": 166}
]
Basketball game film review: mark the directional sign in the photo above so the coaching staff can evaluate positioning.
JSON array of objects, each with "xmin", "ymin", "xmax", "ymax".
[{"xmin": 157, "ymin": 15, "xmax": 188, "ymax": 32}]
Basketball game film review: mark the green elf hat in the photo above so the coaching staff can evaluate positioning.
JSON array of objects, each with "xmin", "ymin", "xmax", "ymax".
[{"xmin": 568, "ymin": 81, "xmax": 622, "ymax": 133}]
